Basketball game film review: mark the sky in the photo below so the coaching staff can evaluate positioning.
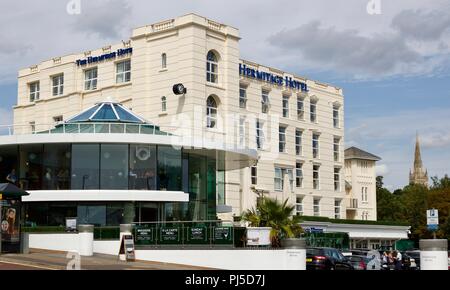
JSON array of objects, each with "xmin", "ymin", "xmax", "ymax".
[{"xmin": 0, "ymin": 0, "xmax": 450, "ymax": 190}]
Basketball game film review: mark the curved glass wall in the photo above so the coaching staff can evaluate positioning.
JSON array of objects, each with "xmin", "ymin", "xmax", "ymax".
[{"xmin": 1, "ymin": 143, "xmax": 224, "ymax": 225}]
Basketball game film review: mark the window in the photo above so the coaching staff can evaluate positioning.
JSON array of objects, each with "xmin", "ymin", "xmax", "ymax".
[
  {"xmin": 334, "ymin": 200, "xmax": 341, "ymax": 219},
  {"xmin": 251, "ymin": 166, "xmax": 257, "ymax": 185},
  {"xmin": 296, "ymin": 162, "xmax": 303, "ymax": 188},
  {"xmin": 261, "ymin": 90, "xmax": 270, "ymax": 113},
  {"xmin": 206, "ymin": 51, "xmax": 218, "ymax": 83},
  {"xmin": 239, "ymin": 85, "xmax": 247, "ymax": 109},
  {"xmin": 296, "ymin": 196, "xmax": 304, "ymax": 216},
  {"xmin": 334, "ymin": 137, "xmax": 340, "ymax": 162},
  {"xmin": 297, "ymin": 96, "xmax": 305, "ymax": 120},
  {"xmin": 287, "ymin": 169, "xmax": 294, "ymax": 192},
  {"xmin": 310, "ymin": 100, "xmax": 317, "ymax": 123},
  {"xmin": 282, "ymin": 95, "xmax": 289, "ymax": 118},
  {"xmin": 334, "ymin": 167, "xmax": 340, "ymax": 191},
  {"xmin": 161, "ymin": 96, "xmax": 167, "ymax": 112},
  {"xmin": 239, "ymin": 117, "xmax": 245, "ymax": 147},
  {"xmin": 161, "ymin": 53, "xmax": 167, "ymax": 69},
  {"xmin": 256, "ymin": 120, "xmax": 264, "ymax": 149},
  {"xmin": 275, "ymin": 168, "xmax": 293, "ymax": 192},
  {"xmin": 333, "ymin": 104, "xmax": 340, "ymax": 128},
  {"xmin": 116, "ymin": 60, "xmax": 131, "ymax": 83},
  {"xmin": 52, "ymin": 75, "xmax": 64, "ymax": 96},
  {"xmin": 312, "ymin": 133, "xmax": 320, "ymax": 159},
  {"xmin": 295, "ymin": 129, "xmax": 303, "ymax": 156},
  {"xmin": 100, "ymin": 144, "xmax": 129, "ymax": 189},
  {"xmin": 71, "ymin": 144, "xmax": 100, "ymax": 189},
  {"xmin": 129, "ymin": 145, "xmax": 157, "ymax": 190},
  {"xmin": 313, "ymin": 198, "xmax": 320, "ymax": 216},
  {"xmin": 274, "ymin": 167, "xmax": 283, "ymax": 191},
  {"xmin": 85, "ymin": 68, "xmax": 98, "ymax": 90},
  {"xmin": 313, "ymin": 165, "xmax": 320, "ymax": 190},
  {"xmin": 30, "ymin": 121, "xmax": 36, "ymax": 134},
  {"xmin": 206, "ymin": 96, "xmax": 217, "ymax": 128},
  {"xmin": 53, "ymin": 116, "xmax": 63, "ymax": 123},
  {"xmin": 29, "ymin": 82, "xmax": 40, "ymax": 102},
  {"xmin": 362, "ymin": 187, "xmax": 368, "ymax": 202},
  {"xmin": 279, "ymin": 126, "xmax": 287, "ymax": 153}
]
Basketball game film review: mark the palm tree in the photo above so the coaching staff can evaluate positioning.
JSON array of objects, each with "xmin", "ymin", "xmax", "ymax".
[{"xmin": 242, "ymin": 197, "xmax": 303, "ymax": 247}]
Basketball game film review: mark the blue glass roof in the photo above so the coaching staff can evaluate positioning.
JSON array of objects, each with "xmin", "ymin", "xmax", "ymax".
[{"xmin": 66, "ymin": 102, "xmax": 147, "ymax": 124}]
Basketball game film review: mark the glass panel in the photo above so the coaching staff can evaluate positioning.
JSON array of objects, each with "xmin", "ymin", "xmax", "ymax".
[
  {"xmin": 0, "ymin": 145, "xmax": 18, "ymax": 186},
  {"xmin": 19, "ymin": 144, "xmax": 43, "ymax": 190},
  {"xmin": 68, "ymin": 105, "xmax": 100, "ymax": 122},
  {"xmin": 129, "ymin": 145, "xmax": 157, "ymax": 190},
  {"xmin": 92, "ymin": 104, "xmax": 117, "ymax": 121},
  {"xmin": 188, "ymin": 154, "xmax": 207, "ymax": 220},
  {"xmin": 42, "ymin": 144, "xmax": 71, "ymax": 190},
  {"xmin": 100, "ymin": 144, "xmax": 129, "ymax": 190},
  {"xmin": 78, "ymin": 204, "xmax": 106, "ymax": 226},
  {"xmin": 113, "ymin": 104, "xmax": 142, "ymax": 123},
  {"xmin": 71, "ymin": 144, "xmax": 100, "ymax": 189},
  {"xmin": 157, "ymin": 146, "xmax": 182, "ymax": 191}
]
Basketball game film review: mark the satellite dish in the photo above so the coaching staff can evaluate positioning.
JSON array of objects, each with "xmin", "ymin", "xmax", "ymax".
[{"xmin": 173, "ymin": 83, "xmax": 187, "ymax": 95}]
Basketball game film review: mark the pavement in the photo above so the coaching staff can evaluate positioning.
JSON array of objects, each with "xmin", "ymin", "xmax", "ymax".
[{"xmin": 0, "ymin": 249, "xmax": 210, "ymax": 270}]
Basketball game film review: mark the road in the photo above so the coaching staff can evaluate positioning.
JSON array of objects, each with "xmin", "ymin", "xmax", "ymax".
[{"xmin": 0, "ymin": 261, "xmax": 49, "ymax": 270}]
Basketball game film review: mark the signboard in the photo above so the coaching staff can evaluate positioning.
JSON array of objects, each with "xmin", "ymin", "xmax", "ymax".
[
  {"xmin": 213, "ymin": 227, "xmax": 232, "ymax": 244},
  {"xmin": 159, "ymin": 227, "xmax": 181, "ymax": 244},
  {"xmin": 76, "ymin": 47, "xmax": 133, "ymax": 66},
  {"xmin": 427, "ymin": 209, "xmax": 439, "ymax": 225},
  {"xmin": 239, "ymin": 63, "xmax": 308, "ymax": 92},
  {"xmin": 119, "ymin": 234, "xmax": 135, "ymax": 261},
  {"xmin": 135, "ymin": 227, "xmax": 154, "ymax": 245},
  {"xmin": 186, "ymin": 227, "xmax": 207, "ymax": 244},
  {"xmin": 1, "ymin": 200, "xmax": 21, "ymax": 253},
  {"xmin": 65, "ymin": 217, "xmax": 77, "ymax": 232}
]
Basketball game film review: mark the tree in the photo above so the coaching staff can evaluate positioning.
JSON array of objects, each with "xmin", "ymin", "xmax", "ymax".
[
  {"xmin": 376, "ymin": 176, "xmax": 384, "ymax": 189},
  {"xmin": 242, "ymin": 197, "xmax": 303, "ymax": 247}
]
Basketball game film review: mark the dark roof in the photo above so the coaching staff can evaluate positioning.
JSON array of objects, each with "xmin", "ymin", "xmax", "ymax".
[
  {"xmin": 345, "ymin": 147, "xmax": 381, "ymax": 161},
  {"xmin": 0, "ymin": 183, "xmax": 30, "ymax": 198}
]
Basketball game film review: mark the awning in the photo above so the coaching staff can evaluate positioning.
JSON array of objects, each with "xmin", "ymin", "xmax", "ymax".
[{"xmin": 0, "ymin": 183, "xmax": 30, "ymax": 199}]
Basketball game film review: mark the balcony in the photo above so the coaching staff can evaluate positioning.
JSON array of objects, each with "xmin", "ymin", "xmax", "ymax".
[{"xmin": 346, "ymin": 198, "xmax": 358, "ymax": 210}]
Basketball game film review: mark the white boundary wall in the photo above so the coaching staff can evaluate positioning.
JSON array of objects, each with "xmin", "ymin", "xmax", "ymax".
[{"xmin": 28, "ymin": 234, "xmax": 305, "ymax": 270}]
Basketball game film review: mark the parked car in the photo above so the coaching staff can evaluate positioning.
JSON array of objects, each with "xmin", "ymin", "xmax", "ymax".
[
  {"xmin": 348, "ymin": 255, "xmax": 371, "ymax": 270},
  {"xmin": 405, "ymin": 250, "xmax": 420, "ymax": 270},
  {"xmin": 448, "ymin": 251, "xmax": 450, "ymax": 270},
  {"xmin": 306, "ymin": 247, "xmax": 354, "ymax": 270}
]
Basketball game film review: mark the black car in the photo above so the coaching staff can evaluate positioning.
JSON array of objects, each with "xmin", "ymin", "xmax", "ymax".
[
  {"xmin": 306, "ymin": 247, "xmax": 354, "ymax": 270},
  {"xmin": 348, "ymin": 255, "xmax": 371, "ymax": 270},
  {"xmin": 405, "ymin": 250, "xmax": 420, "ymax": 270}
]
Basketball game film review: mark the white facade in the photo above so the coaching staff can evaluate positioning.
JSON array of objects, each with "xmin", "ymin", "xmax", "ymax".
[
  {"xmin": 13, "ymin": 14, "xmax": 348, "ymax": 220},
  {"xmin": 344, "ymin": 147, "xmax": 380, "ymax": 221}
]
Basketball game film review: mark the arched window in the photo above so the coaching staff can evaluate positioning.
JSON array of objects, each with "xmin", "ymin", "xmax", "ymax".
[
  {"xmin": 162, "ymin": 53, "xmax": 167, "ymax": 69},
  {"xmin": 161, "ymin": 96, "xmax": 167, "ymax": 112},
  {"xmin": 206, "ymin": 96, "xmax": 217, "ymax": 128},
  {"xmin": 206, "ymin": 51, "xmax": 218, "ymax": 83}
]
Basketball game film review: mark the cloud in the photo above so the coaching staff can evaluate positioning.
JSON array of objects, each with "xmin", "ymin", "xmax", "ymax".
[
  {"xmin": 421, "ymin": 132, "xmax": 450, "ymax": 148},
  {"xmin": 268, "ymin": 21, "xmax": 423, "ymax": 78},
  {"xmin": 392, "ymin": 9, "xmax": 450, "ymax": 42},
  {"xmin": 376, "ymin": 164, "xmax": 390, "ymax": 176},
  {"xmin": 70, "ymin": 0, "xmax": 132, "ymax": 39},
  {"xmin": 0, "ymin": 107, "xmax": 13, "ymax": 135}
]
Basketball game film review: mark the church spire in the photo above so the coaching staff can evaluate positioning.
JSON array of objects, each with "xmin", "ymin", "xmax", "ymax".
[
  {"xmin": 409, "ymin": 132, "xmax": 428, "ymax": 187},
  {"xmin": 414, "ymin": 132, "xmax": 423, "ymax": 169}
]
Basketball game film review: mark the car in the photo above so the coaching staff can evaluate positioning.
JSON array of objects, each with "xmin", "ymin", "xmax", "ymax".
[
  {"xmin": 405, "ymin": 250, "xmax": 420, "ymax": 270},
  {"xmin": 348, "ymin": 255, "xmax": 371, "ymax": 270},
  {"xmin": 306, "ymin": 247, "xmax": 354, "ymax": 270}
]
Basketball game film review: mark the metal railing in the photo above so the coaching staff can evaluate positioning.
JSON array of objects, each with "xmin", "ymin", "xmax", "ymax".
[{"xmin": 0, "ymin": 123, "xmax": 174, "ymax": 136}]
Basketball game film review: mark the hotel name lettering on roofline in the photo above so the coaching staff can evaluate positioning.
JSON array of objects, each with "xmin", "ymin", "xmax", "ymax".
[
  {"xmin": 76, "ymin": 48, "xmax": 133, "ymax": 67},
  {"xmin": 239, "ymin": 63, "xmax": 308, "ymax": 92}
]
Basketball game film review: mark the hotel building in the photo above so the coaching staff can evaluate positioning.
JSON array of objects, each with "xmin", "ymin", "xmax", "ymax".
[{"xmin": 2, "ymin": 14, "xmax": 381, "ymax": 229}]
